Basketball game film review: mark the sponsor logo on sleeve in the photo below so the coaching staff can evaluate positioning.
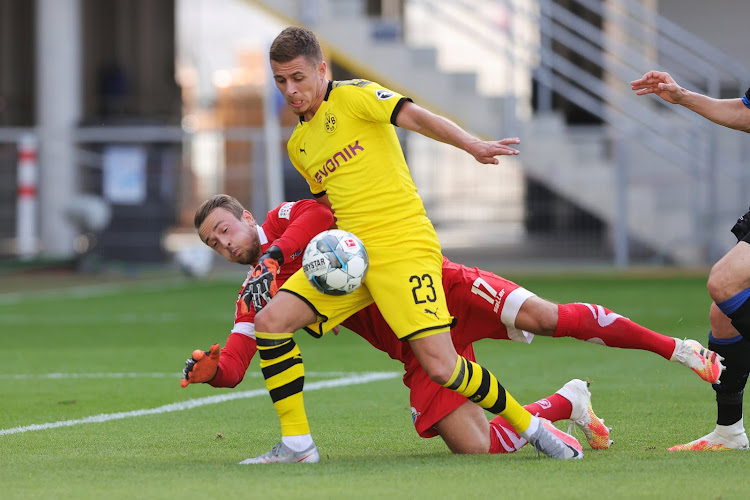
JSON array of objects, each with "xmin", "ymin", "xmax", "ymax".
[
  {"xmin": 376, "ymin": 89, "xmax": 395, "ymax": 100},
  {"xmin": 278, "ymin": 202, "xmax": 294, "ymax": 220}
]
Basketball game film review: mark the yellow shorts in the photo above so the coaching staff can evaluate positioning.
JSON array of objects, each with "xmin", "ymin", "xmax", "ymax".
[{"xmin": 280, "ymin": 218, "xmax": 453, "ymax": 340}]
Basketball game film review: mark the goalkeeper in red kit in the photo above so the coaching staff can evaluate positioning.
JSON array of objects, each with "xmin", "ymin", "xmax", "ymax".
[{"xmin": 183, "ymin": 194, "xmax": 723, "ymax": 459}]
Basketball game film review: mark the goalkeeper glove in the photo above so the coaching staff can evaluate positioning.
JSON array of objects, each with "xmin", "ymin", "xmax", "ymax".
[
  {"xmin": 247, "ymin": 246, "xmax": 283, "ymax": 313},
  {"xmin": 731, "ymin": 207, "xmax": 750, "ymax": 242},
  {"xmin": 181, "ymin": 343, "xmax": 221, "ymax": 387}
]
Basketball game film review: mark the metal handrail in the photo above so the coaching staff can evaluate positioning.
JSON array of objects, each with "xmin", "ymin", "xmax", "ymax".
[
  {"xmin": 613, "ymin": 0, "xmax": 750, "ymax": 88},
  {"xmin": 409, "ymin": 0, "xmax": 744, "ymax": 179}
]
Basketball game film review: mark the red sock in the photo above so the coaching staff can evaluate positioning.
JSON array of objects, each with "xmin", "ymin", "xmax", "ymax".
[
  {"xmin": 487, "ymin": 418, "xmax": 526, "ymax": 453},
  {"xmin": 524, "ymin": 393, "xmax": 573, "ymax": 422},
  {"xmin": 487, "ymin": 395, "xmax": 573, "ymax": 453},
  {"xmin": 554, "ymin": 303, "xmax": 676, "ymax": 360}
]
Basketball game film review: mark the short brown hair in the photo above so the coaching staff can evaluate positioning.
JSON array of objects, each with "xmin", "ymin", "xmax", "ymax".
[
  {"xmin": 194, "ymin": 194, "xmax": 245, "ymax": 230},
  {"xmin": 269, "ymin": 26, "xmax": 323, "ymax": 66}
]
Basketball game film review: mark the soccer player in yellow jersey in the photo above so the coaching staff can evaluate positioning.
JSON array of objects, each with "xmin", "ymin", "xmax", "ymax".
[{"xmin": 242, "ymin": 26, "xmax": 580, "ymax": 463}]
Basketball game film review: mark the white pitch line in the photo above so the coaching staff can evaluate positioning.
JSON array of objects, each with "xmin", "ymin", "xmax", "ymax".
[
  {"xmin": 0, "ymin": 373, "xmax": 181, "ymax": 380},
  {"xmin": 0, "ymin": 277, "xmax": 206, "ymax": 306},
  {"xmin": 0, "ymin": 371, "xmax": 362, "ymax": 380},
  {"xmin": 0, "ymin": 371, "xmax": 400, "ymax": 436}
]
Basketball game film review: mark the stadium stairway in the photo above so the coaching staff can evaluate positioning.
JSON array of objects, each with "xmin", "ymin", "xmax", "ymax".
[
  {"xmin": 246, "ymin": 0, "xmax": 508, "ymax": 140},
  {"xmin": 245, "ymin": 0, "xmax": 749, "ymax": 266}
]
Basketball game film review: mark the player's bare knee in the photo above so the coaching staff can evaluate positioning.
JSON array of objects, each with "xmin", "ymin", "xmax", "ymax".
[
  {"xmin": 707, "ymin": 267, "xmax": 732, "ymax": 302},
  {"xmin": 708, "ymin": 244, "xmax": 750, "ymax": 302},
  {"xmin": 254, "ymin": 306, "xmax": 286, "ymax": 333},
  {"xmin": 446, "ymin": 441, "xmax": 488, "ymax": 454},
  {"xmin": 709, "ymin": 303, "xmax": 739, "ymax": 339},
  {"xmin": 424, "ymin": 364, "xmax": 454, "ymax": 386},
  {"xmin": 253, "ymin": 308, "xmax": 272, "ymax": 332},
  {"xmin": 435, "ymin": 401, "xmax": 491, "ymax": 454},
  {"xmin": 409, "ymin": 332, "xmax": 457, "ymax": 385},
  {"xmin": 414, "ymin": 352, "xmax": 455, "ymax": 385}
]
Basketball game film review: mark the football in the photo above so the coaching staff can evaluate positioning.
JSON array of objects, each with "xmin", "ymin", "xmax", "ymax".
[{"xmin": 302, "ymin": 229, "xmax": 369, "ymax": 295}]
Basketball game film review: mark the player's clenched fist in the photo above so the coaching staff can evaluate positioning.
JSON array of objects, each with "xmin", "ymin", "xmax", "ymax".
[{"xmin": 181, "ymin": 343, "xmax": 221, "ymax": 387}]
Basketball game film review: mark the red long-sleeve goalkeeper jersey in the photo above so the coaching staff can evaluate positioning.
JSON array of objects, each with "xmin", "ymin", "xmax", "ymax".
[{"xmin": 208, "ymin": 199, "xmax": 334, "ymax": 387}]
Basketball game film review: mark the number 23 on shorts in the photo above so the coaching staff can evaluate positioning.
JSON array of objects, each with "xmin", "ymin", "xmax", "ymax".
[{"xmin": 410, "ymin": 274, "xmax": 438, "ymax": 304}]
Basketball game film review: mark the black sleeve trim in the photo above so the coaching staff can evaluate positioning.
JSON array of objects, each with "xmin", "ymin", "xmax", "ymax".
[
  {"xmin": 745, "ymin": 88, "xmax": 750, "ymax": 100},
  {"xmin": 313, "ymin": 190, "xmax": 327, "ymax": 198},
  {"xmin": 390, "ymin": 97, "xmax": 413, "ymax": 126},
  {"xmin": 400, "ymin": 317, "xmax": 457, "ymax": 341}
]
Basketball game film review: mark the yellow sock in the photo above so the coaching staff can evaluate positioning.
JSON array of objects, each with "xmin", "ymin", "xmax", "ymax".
[
  {"xmin": 498, "ymin": 391, "xmax": 533, "ymax": 434},
  {"xmin": 255, "ymin": 332, "xmax": 310, "ymax": 436},
  {"xmin": 444, "ymin": 356, "xmax": 533, "ymax": 433}
]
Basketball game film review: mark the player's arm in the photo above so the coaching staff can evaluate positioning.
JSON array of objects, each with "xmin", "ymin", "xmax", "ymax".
[
  {"xmin": 248, "ymin": 200, "xmax": 335, "ymax": 311},
  {"xmin": 313, "ymin": 192, "xmax": 332, "ymax": 209},
  {"xmin": 680, "ymin": 95, "xmax": 750, "ymax": 133},
  {"xmin": 311, "ymin": 194, "xmax": 338, "ymax": 227},
  {"xmin": 631, "ymin": 70, "xmax": 750, "ymax": 133},
  {"xmin": 181, "ymin": 332, "xmax": 258, "ymax": 388},
  {"xmin": 209, "ymin": 333, "xmax": 258, "ymax": 388},
  {"xmin": 268, "ymin": 199, "xmax": 335, "ymax": 261},
  {"xmin": 394, "ymin": 100, "xmax": 520, "ymax": 164}
]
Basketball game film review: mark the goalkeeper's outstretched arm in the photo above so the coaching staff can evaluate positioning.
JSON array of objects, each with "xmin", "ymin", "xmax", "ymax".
[{"xmin": 181, "ymin": 333, "xmax": 258, "ymax": 388}]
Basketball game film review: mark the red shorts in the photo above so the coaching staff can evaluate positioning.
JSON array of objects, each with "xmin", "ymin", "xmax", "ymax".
[
  {"xmin": 406, "ymin": 260, "xmax": 536, "ymax": 438},
  {"xmin": 406, "ymin": 344, "xmax": 478, "ymax": 438}
]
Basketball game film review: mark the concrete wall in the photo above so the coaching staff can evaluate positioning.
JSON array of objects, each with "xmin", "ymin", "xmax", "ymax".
[{"xmin": 658, "ymin": 0, "xmax": 750, "ymax": 85}]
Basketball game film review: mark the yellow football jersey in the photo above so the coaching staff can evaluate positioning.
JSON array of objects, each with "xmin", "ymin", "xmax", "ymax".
[{"xmin": 287, "ymin": 80, "xmax": 427, "ymax": 238}]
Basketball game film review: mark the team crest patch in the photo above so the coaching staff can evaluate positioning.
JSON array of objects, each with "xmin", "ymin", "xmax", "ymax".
[
  {"xmin": 376, "ymin": 89, "xmax": 395, "ymax": 100},
  {"xmin": 411, "ymin": 406, "xmax": 421, "ymax": 424},
  {"xmin": 278, "ymin": 202, "xmax": 294, "ymax": 220},
  {"xmin": 324, "ymin": 112, "xmax": 337, "ymax": 133}
]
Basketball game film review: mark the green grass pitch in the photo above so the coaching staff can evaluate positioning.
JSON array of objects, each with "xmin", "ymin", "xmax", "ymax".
[{"xmin": 1, "ymin": 268, "xmax": 748, "ymax": 499}]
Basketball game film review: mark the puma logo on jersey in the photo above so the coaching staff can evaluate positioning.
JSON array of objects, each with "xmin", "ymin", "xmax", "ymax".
[
  {"xmin": 299, "ymin": 143, "xmax": 307, "ymax": 154},
  {"xmin": 424, "ymin": 307, "xmax": 439, "ymax": 318},
  {"xmin": 315, "ymin": 141, "xmax": 365, "ymax": 183}
]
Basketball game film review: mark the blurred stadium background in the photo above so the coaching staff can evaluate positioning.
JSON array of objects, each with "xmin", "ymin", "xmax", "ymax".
[{"xmin": 1, "ymin": 0, "xmax": 749, "ymax": 276}]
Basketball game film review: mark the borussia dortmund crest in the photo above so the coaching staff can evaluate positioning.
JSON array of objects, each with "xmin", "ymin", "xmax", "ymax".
[{"xmin": 324, "ymin": 112, "xmax": 337, "ymax": 133}]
